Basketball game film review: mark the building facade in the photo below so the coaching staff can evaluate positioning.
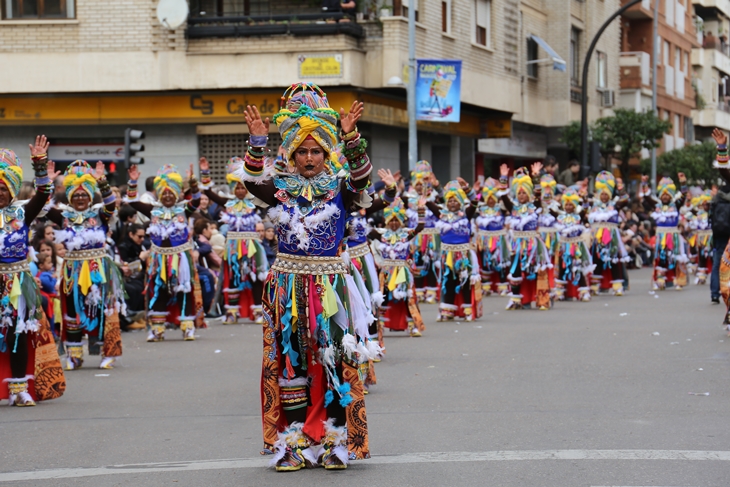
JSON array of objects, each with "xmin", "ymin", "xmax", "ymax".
[{"xmin": 0, "ymin": 0, "xmax": 620, "ymax": 183}]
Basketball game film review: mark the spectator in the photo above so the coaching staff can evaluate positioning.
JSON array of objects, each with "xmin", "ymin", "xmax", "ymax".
[
  {"xmin": 543, "ymin": 155, "xmax": 559, "ymax": 178},
  {"xmin": 558, "ymin": 160, "xmax": 580, "ymax": 187},
  {"xmin": 197, "ymin": 193, "xmax": 216, "ymax": 222},
  {"xmin": 31, "ymin": 238, "xmax": 56, "ymax": 276},
  {"xmin": 262, "ymin": 221, "xmax": 278, "ymax": 265},
  {"xmin": 17, "ymin": 181, "xmax": 35, "ymax": 201},
  {"xmin": 193, "ymin": 218, "xmax": 222, "ymax": 272},
  {"xmin": 117, "ymin": 224, "xmax": 149, "ymax": 330},
  {"xmin": 256, "ymin": 221, "xmax": 266, "ymax": 240}
]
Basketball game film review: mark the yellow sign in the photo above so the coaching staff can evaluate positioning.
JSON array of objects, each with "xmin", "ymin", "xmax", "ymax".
[
  {"xmin": 485, "ymin": 119, "xmax": 512, "ymax": 138},
  {"xmin": 298, "ymin": 54, "xmax": 343, "ymax": 78}
]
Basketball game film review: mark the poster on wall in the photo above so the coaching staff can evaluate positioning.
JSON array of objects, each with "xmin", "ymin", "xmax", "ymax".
[{"xmin": 415, "ymin": 59, "xmax": 462, "ymax": 123}]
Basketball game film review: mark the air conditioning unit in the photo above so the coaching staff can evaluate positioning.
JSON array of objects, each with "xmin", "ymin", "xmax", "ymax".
[{"xmin": 601, "ymin": 89, "xmax": 615, "ymax": 107}]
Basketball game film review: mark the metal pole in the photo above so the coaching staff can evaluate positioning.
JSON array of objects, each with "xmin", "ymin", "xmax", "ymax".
[
  {"xmin": 650, "ymin": 0, "xmax": 659, "ymax": 192},
  {"xmin": 581, "ymin": 0, "xmax": 642, "ymax": 172},
  {"xmin": 407, "ymin": 0, "xmax": 417, "ymax": 171}
]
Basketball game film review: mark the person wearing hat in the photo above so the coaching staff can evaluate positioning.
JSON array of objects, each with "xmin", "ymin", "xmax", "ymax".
[
  {"xmin": 46, "ymin": 160, "xmax": 125, "ymax": 370},
  {"xmin": 242, "ymin": 83, "xmax": 373, "ymax": 470},
  {"xmin": 475, "ymin": 177, "xmax": 511, "ymax": 297},
  {"xmin": 539, "ymin": 174, "xmax": 560, "ymax": 298},
  {"xmin": 0, "ymin": 136, "xmax": 66, "ymax": 407},
  {"xmin": 555, "ymin": 186, "xmax": 594, "ymax": 302},
  {"xmin": 199, "ymin": 156, "xmax": 269, "ymax": 324},
  {"xmin": 126, "ymin": 163, "xmax": 206, "ymax": 342},
  {"xmin": 687, "ymin": 190, "xmax": 713, "ymax": 285}
]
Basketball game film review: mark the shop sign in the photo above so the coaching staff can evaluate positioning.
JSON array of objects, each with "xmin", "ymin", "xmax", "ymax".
[
  {"xmin": 298, "ymin": 54, "xmax": 343, "ymax": 78},
  {"xmin": 49, "ymin": 144, "xmax": 125, "ymax": 162},
  {"xmin": 484, "ymin": 119, "xmax": 512, "ymax": 138},
  {"xmin": 415, "ymin": 59, "xmax": 462, "ymax": 123}
]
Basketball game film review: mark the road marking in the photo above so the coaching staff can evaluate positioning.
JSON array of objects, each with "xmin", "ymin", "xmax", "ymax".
[{"xmin": 1, "ymin": 450, "xmax": 728, "ymax": 482}]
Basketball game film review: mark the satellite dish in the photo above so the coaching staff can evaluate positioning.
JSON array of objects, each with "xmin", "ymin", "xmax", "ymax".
[{"xmin": 157, "ymin": 0, "xmax": 189, "ymax": 30}]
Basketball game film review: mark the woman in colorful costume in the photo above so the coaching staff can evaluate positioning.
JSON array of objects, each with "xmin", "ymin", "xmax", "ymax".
[
  {"xmin": 499, "ymin": 163, "xmax": 553, "ymax": 310},
  {"xmin": 555, "ymin": 187, "xmax": 594, "ymax": 302},
  {"xmin": 199, "ymin": 156, "xmax": 268, "ymax": 323},
  {"xmin": 0, "ymin": 136, "xmax": 66, "ymax": 406},
  {"xmin": 539, "ymin": 174, "xmax": 560, "ymax": 297},
  {"xmin": 475, "ymin": 177, "xmax": 511, "ymax": 296},
  {"xmin": 403, "ymin": 161, "xmax": 441, "ymax": 304},
  {"xmin": 427, "ymin": 179, "xmax": 481, "ymax": 321},
  {"xmin": 127, "ymin": 164, "xmax": 206, "ymax": 342},
  {"xmin": 687, "ymin": 190, "xmax": 713, "ymax": 285},
  {"xmin": 587, "ymin": 171, "xmax": 630, "ymax": 296},
  {"xmin": 46, "ymin": 161, "xmax": 125, "ymax": 370},
  {"xmin": 242, "ymin": 84, "xmax": 373, "ymax": 471},
  {"xmin": 370, "ymin": 198, "xmax": 426, "ymax": 337},
  {"xmin": 647, "ymin": 174, "xmax": 689, "ymax": 290}
]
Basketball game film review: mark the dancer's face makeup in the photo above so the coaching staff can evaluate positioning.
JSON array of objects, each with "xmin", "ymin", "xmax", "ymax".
[{"xmin": 294, "ymin": 139, "xmax": 326, "ymax": 179}]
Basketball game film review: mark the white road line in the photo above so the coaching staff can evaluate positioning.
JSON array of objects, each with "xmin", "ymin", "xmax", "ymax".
[{"xmin": 1, "ymin": 450, "xmax": 728, "ymax": 482}]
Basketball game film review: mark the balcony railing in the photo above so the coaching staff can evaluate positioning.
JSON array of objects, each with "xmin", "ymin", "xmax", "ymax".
[
  {"xmin": 187, "ymin": 13, "xmax": 365, "ymax": 39},
  {"xmin": 718, "ymin": 101, "xmax": 730, "ymax": 114},
  {"xmin": 620, "ymin": 51, "xmax": 651, "ymax": 87}
]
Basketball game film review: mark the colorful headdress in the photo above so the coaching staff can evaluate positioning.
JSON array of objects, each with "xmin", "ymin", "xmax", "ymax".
[
  {"xmin": 411, "ymin": 160, "xmax": 433, "ymax": 189},
  {"xmin": 511, "ymin": 167, "xmax": 533, "ymax": 198},
  {"xmin": 561, "ymin": 186, "xmax": 582, "ymax": 210},
  {"xmin": 63, "ymin": 160, "xmax": 97, "ymax": 200},
  {"xmin": 443, "ymin": 180, "xmax": 468, "ymax": 208},
  {"xmin": 657, "ymin": 177, "xmax": 677, "ymax": 199},
  {"xmin": 384, "ymin": 199, "xmax": 407, "ymax": 224},
  {"xmin": 594, "ymin": 171, "xmax": 616, "ymax": 198},
  {"xmin": 0, "ymin": 149, "xmax": 23, "ymax": 200},
  {"xmin": 273, "ymin": 83, "xmax": 339, "ymax": 170},
  {"xmin": 225, "ymin": 157, "xmax": 245, "ymax": 190},
  {"xmin": 691, "ymin": 189, "xmax": 712, "ymax": 207},
  {"xmin": 154, "ymin": 164, "xmax": 183, "ymax": 199},
  {"xmin": 540, "ymin": 174, "xmax": 557, "ymax": 199},
  {"xmin": 481, "ymin": 177, "xmax": 500, "ymax": 203}
]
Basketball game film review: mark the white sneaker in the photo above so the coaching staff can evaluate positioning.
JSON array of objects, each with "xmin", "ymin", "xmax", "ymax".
[{"xmin": 99, "ymin": 357, "xmax": 115, "ymax": 369}]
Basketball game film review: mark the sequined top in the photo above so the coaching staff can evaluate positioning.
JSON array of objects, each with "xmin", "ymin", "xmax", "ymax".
[
  {"xmin": 347, "ymin": 213, "xmax": 369, "ymax": 246},
  {"xmin": 220, "ymin": 198, "xmax": 261, "ymax": 232},
  {"xmin": 436, "ymin": 211, "xmax": 471, "ymax": 245},
  {"xmin": 55, "ymin": 207, "xmax": 109, "ymax": 251},
  {"xmin": 0, "ymin": 204, "xmax": 29, "ymax": 264},
  {"xmin": 148, "ymin": 204, "xmax": 190, "ymax": 247},
  {"xmin": 475, "ymin": 206, "xmax": 505, "ymax": 232}
]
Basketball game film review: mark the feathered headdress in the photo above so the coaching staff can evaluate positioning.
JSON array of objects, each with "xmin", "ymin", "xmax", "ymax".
[
  {"xmin": 481, "ymin": 177, "xmax": 500, "ymax": 203},
  {"xmin": 657, "ymin": 177, "xmax": 677, "ymax": 199},
  {"xmin": 411, "ymin": 160, "xmax": 433, "ymax": 189},
  {"xmin": 540, "ymin": 174, "xmax": 557, "ymax": 200},
  {"xmin": 511, "ymin": 167, "xmax": 533, "ymax": 198},
  {"xmin": 154, "ymin": 164, "xmax": 183, "ymax": 199},
  {"xmin": 443, "ymin": 180, "xmax": 468, "ymax": 208},
  {"xmin": 273, "ymin": 83, "xmax": 339, "ymax": 171},
  {"xmin": 0, "ymin": 149, "xmax": 23, "ymax": 200},
  {"xmin": 561, "ymin": 186, "xmax": 582, "ymax": 211},
  {"xmin": 594, "ymin": 171, "xmax": 616, "ymax": 198},
  {"xmin": 225, "ymin": 157, "xmax": 245, "ymax": 190},
  {"xmin": 64, "ymin": 160, "xmax": 97, "ymax": 200},
  {"xmin": 384, "ymin": 199, "xmax": 408, "ymax": 224}
]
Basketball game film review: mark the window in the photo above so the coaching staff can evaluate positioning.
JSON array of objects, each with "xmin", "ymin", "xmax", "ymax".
[
  {"xmin": 2, "ymin": 0, "xmax": 75, "ymax": 19},
  {"xmin": 570, "ymin": 27, "xmax": 581, "ymax": 86},
  {"xmin": 712, "ymin": 77, "xmax": 717, "ymax": 102},
  {"xmin": 663, "ymin": 40, "xmax": 670, "ymax": 65},
  {"xmin": 475, "ymin": 0, "xmax": 490, "ymax": 47},
  {"xmin": 526, "ymin": 37, "xmax": 539, "ymax": 78},
  {"xmin": 441, "ymin": 0, "xmax": 451, "ymax": 34},
  {"xmin": 397, "ymin": 0, "xmax": 419, "ymax": 22},
  {"xmin": 596, "ymin": 51, "xmax": 607, "ymax": 89}
]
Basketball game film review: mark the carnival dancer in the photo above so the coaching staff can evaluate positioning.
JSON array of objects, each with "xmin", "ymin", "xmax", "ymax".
[
  {"xmin": 370, "ymin": 198, "xmax": 426, "ymax": 337},
  {"xmin": 587, "ymin": 171, "xmax": 630, "ymax": 296},
  {"xmin": 710, "ymin": 127, "xmax": 730, "ymax": 335},
  {"xmin": 0, "ymin": 136, "xmax": 66, "ymax": 406},
  {"xmin": 46, "ymin": 161, "xmax": 125, "ymax": 370},
  {"xmin": 403, "ymin": 161, "xmax": 441, "ymax": 304},
  {"xmin": 475, "ymin": 177, "xmax": 511, "ymax": 296},
  {"xmin": 500, "ymin": 163, "xmax": 553, "ymax": 310},
  {"xmin": 539, "ymin": 174, "xmax": 560, "ymax": 299},
  {"xmin": 688, "ymin": 190, "xmax": 713, "ymax": 285},
  {"xmin": 242, "ymin": 84, "xmax": 373, "ymax": 470},
  {"xmin": 555, "ymin": 186, "xmax": 594, "ymax": 302},
  {"xmin": 199, "ymin": 156, "xmax": 268, "ymax": 324},
  {"xmin": 127, "ymin": 164, "xmax": 206, "ymax": 342},
  {"xmin": 427, "ymin": 179, "xmax": 481, "ymax": 321},
  {"xmin": 647, "ymin": 174, "xmax": 689, "ymax": 290}
]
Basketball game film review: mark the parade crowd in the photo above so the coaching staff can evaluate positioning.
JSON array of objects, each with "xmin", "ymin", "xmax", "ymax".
[{"xmin": 2, "ymin": 84, "xmax": 730, "ymax": 473}]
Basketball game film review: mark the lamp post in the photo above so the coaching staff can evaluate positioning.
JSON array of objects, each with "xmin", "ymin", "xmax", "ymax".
[
  {"xmin": 407, "ymin": 0, "xmax": 417, "ymax": 172},
  {"xmin": 650, "ymin": 0, "xmax": 659, "ymax": 192}
]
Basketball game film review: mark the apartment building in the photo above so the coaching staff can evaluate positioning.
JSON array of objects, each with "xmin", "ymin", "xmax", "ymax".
[
  {"xmin": 0, "ymin": 0, "xmax": 619, "ymax": 182},
  {"xmin": 691, "ymin": 0, "xmax": 730, "ymax": 140},
  {"xmin": 619, "ymin": 0, "xmax": 699, "ymax": 158}
]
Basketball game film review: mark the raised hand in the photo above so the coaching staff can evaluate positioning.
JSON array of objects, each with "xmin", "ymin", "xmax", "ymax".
[
  {"xmin": 712, "ymin": 127, "xmax": 727, "ymax": 146},
  {"xmin": 429, "ymin": 173, "xmax": 440, "ymax": 188},
  {"xmin": 457, "ymin": 176, "xmax": 470, "ymax": 191},
  {"xmin": 677, "ymin": 172, "xmax": 687, "ymax": 183},
  {"xmin": 199, "ymin": 157, "xmax": 209, "ymax": 172},
  {"xmin": 244, "ymin": 105, "xmax": 270, "ymax": 137},
  {"xmin": 530, "ymin": 161, "xmax": 543, "ymax": 176},
  {"xmin": 616, "ymin": 177, "xmax": 624, "ymax": 192},
  {"xmin": 94, "ymin": 161, "xmax": 106, "ymax": 180},
  {"xmin": 187, "ymin": 163, "xmax": 195, "ymax": 181},
  {"xmin": 417, "ymin": 196, "xmax": 427, "ymax": 208},
  {"xmin": 393, "ymin": 170, "xmax": 402, "ymax": 182},
  {"xmin": 499, "ymin": 164, "xmax": 510, "ymax": 178},
  {"xmin": 340, "ymin": 101, "xmax": 364, "ymax": 135},
  {"xmin": 128, "ymin": 164, "xmax": 140, "ymax": 181},
  {"xmin": 47, "ymin": 160, "xmax": 61, "ymax": 180},
  {"xmin": 378, "ymin": 168, "xmax": 396, "ymax": 188},
  {"xmin": 29, "ymin": 135, "xmax": 50, "ymax": 158}
]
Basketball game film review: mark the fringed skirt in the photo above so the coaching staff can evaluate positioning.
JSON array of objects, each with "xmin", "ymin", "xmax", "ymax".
[
  {"xmin": 557, "ymin": 234, "xmax": 595, "ymax": 284},
  {"xmin": 378, "ymin": 259, "xmax": 424, "ymax": 332},
  {"xmin": 591, "ymin": 222, "xmax": 629, "ymax": 266},
  {"xmin": 476, "ymin": 229, "xmax": 511, "ymax": 275},
  {"xmin": 410, "ymin": 228, "xmax": 441, "ymax": 280},
  {"xmin": 654, "ymin": 226, "xmax": 689, "ymax": 268},
  {"xmin": 440, "ymin": 243, "xmax": 482, "ymax": 318},
  {"xmin": 509, "ymin": 230, "xmax": 552, "ymax": 279}
]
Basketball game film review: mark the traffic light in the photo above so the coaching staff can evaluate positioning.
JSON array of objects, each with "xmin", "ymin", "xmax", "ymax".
[{"xmin": 124, "ymin": 128, "xmax": 145, "ymax": 168}]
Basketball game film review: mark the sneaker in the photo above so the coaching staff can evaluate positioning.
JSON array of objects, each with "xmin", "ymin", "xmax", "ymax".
[
  {"xmin": 712, "ymin": 296, "xmax": 720, "ymax": 305},
  {"xmin": 99, "ymin": 357, "xmax": 115, "ymax": 369}
]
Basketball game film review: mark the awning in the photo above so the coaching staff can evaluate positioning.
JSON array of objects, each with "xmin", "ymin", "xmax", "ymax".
[{"xmin": 529, "ymin": 35, "xmax": 566, "ymax": 72}]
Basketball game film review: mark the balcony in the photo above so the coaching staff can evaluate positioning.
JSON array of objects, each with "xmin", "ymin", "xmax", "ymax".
[
  {"xmin": 187, "ymin": 12, "xmax": 365, "ymax": 39},
  {"xmin": 620, "ymin": 51, "xmax": 651, "ymax": 89},
  {"xmin": 621, "ymin": 0, "xmax": 652, "ymax": 19},
  {"xmin": 694, "ymin": 0, "xmax": 730, "ymax": 21},
  {"xmin": 693, "ymin": 102, "xmax": 730, "ymax": 131}
]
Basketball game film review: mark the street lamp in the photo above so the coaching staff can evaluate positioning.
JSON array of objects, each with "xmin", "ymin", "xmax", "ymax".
[{"xmin": 387, "ymin": 74, "xmax": 418, "ymax": 172}]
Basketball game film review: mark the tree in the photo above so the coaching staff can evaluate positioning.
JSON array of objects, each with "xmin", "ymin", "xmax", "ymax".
[
  {"xmin": 559, "ymin": 120, "xmax": 582, "ymax": 158},
  {"xmin": 594, "ymin": 108, "xmax": 671, "ymax": 181},
  {"xmin": 640, "ymin": 141, "xmax": 720, "ymax": 186}
]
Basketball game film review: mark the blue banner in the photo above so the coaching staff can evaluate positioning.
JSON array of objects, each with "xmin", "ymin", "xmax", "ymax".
[{"xmin": 415, "ymin": 59, "xmax": 462, "ymax": 123}]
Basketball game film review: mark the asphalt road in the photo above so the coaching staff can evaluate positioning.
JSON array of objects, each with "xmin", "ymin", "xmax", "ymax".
[{"xmin": 1, "ymin": 268, "xmax": 728, "ymax": 487}]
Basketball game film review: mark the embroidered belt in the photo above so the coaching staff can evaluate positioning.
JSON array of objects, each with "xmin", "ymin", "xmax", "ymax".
[
  {"xmin": 151, "ymin": 241, "xmax": 194, "ymax": 255},
  {"xmin": 227, "ymin": 231, "xmax": 260, "ymax": 240},
  {"xmin": 592, "ymin": 222, "xmax": 618, "ymax": 229},
  {"xmin": 540, "ymin": 227, "xmax": 559, "ymax": 233},
  {"xmin": 65, "ymin": 247, "xmax": 108, "ymax": 261},
  {"xmin": 478, "ymin": 229, "xmax": 507, "ymax": 238},
  {"xmin": 271, "ymin": 253, "xmax": 347, "ymax": 275},
  {"xmin": 382, "ymin": 259, "xmax": 408, "ymax": 267},
  {"xmin": 441, "ymin": 242, "xmax": 473, "ymax": 252},
  {"xmin": 695, "ymin": 229, "xmax": 712, "ymax": 237},
  {"xmin": 512, "ymin": 230, "xmax": 539, "ymax": 238},
  {"xmin": 420, "ymin": 227, "xmax": 439, "ymax": 235},
  {"xmin": 656, "ymin": 226, "xmax": 680, "ymax": 234},
  {"xmin": 347, "ymin": 241, "xmax": 371, "ymax": 259},
  {"xmin": 0, "ymin": 259, "xmax": 30, "ymax": 274},
  {"xmin": 561, "ymin": 234, "xmax": 587, "ymax": 244}
]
